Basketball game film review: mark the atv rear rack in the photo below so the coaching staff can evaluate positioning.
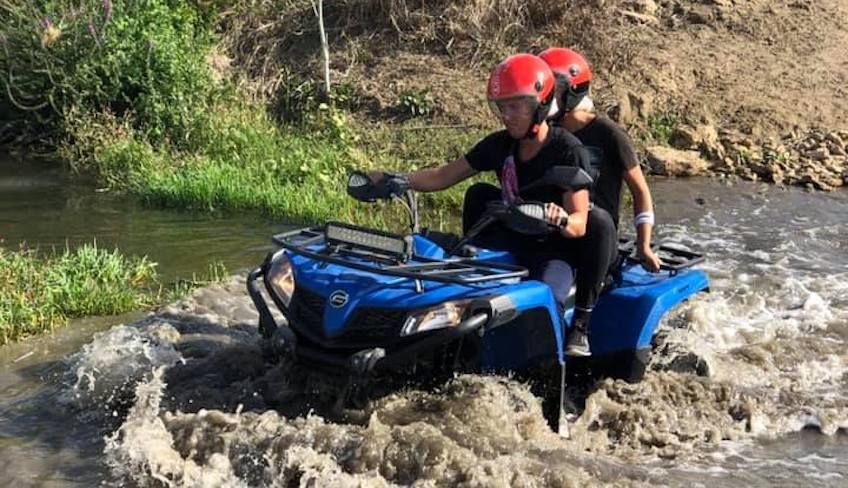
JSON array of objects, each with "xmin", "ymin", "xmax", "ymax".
[
  {"xmin": 617, "ymin": 238, "xmax": 705, "ymax": 275},
  {"xmin": 272, "ymin": 226, "xmax": 529, "ymax": 286}
]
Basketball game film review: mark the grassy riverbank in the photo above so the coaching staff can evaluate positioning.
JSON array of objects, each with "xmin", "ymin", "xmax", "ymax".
[
  {"xmin": 0, "ymin": 244, "xmax": 157, "ymax": 343},
  {"xmin": 1, "ymin": 0, "xmax": 485, "ymax": 228},
  {"xmin": 64, "ymin": 98, "xmax": 483, "ymax": 227},
  {"xmin": 0, "ymin": 242, "xmax": 230, "ymax": 344}
]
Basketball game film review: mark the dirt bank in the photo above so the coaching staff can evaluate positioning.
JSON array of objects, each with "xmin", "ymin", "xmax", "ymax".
[{"xmin": 219, "ymin": 0, "xmax": 848, "ymax": 189}]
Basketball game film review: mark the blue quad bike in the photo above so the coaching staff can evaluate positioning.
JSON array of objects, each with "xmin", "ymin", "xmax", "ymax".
[{"xmin": 247, "ymin": 170, "xmax": 709, "ymax": 434}]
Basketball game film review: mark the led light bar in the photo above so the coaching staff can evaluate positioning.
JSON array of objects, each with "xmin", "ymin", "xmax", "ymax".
[{"xmin": 325, "ymin": 222, "xmax": 411, "ymax": 259}]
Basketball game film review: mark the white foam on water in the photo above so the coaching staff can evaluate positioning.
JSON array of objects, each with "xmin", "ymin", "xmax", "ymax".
[
  {"xmin": 62, "ymin": 322, "xmax": 183, "ymax": 414},
  {"xmin": 103, "ymin": 368, "xmax": 250, "ymax": 488},
  {"xmin": 45, "ymin": 181, "xmax": 847, "ymax": 486}
]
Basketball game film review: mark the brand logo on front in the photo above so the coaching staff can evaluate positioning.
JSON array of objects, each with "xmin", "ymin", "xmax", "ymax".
[{"xmin": 329, "ymin": 290, "xmax": 349, "ymax": 308}]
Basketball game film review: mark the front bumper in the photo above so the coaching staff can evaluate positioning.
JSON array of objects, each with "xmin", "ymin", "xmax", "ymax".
[{"xmin": 247, "ymin": 265, "xmax": 489, "ymax": 376}]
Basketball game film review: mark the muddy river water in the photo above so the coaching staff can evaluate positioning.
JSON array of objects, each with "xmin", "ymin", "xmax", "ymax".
[{"xmin": 1, "ymin": 153, "xmax": 846, "ymax": 487}]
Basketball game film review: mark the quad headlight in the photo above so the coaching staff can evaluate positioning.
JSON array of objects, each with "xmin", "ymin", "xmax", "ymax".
[
  {"xmin": 400, "ymin": 300, "xmax": 472, "ymax": 336},
  {"xmin": 267, "ymin": 252, "xmax": 295, "ymax": 307}
]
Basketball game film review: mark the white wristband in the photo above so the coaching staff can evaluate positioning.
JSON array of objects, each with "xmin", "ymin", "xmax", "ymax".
[{"xmin": 634, "ymin": 211, "xmax": 655, "ymax": 227}]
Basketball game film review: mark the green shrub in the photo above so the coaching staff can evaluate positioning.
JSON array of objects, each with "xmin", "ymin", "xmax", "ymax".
[
  {"xmin": 0, "ymin": 0, "xmax": 216, "ymax": 144},
  {"xmin": 398, "ymin": 88, "xmax": 435, "ymax": 118},
  {"xmin": 0, "ymin": 243, "xmax": 158, "ymax": 343},
  {"xmin": 646, "ymin": 112, "xmax": 680, "ymax": 144}
]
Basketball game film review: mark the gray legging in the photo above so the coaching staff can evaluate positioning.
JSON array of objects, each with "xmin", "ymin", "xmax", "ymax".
[{"xmin": 462, "ymin": 183, "xmax": 618, "ymax": 318}]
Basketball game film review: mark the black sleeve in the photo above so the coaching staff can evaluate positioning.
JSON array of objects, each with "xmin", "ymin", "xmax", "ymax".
[
  {"xmin": 606, "ymin": 120, "xmax": 639, "ymax": 170},
  {"xmin": 555, "ymin": 129, "xmax": 595, "ymax": 190},
  {"xmin": 567, "ymin": 145, "xmax": 594, "ymax": 175},
  {"xmin": 465, "ymin": 131, "xmax": 509, "ymax": 172}
]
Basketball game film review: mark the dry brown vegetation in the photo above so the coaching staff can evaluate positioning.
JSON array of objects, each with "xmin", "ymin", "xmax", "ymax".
[
  {"xmin": 216, "ymin": 0, "xmax": 848, "ymax": 188},
  {"xmin": 218, "ymin": 0, "xmax": 635, "ymax": 122}
]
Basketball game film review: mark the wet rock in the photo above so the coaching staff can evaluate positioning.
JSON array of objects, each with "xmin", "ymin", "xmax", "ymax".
[
  {"xmin": 645, "ymin": 146, "xmax": 709, "ymax": 176},
  {"xmin": 768, "ymin": 164, "xmax": 785, "ymax": 185},
  {"xmin": 713, "ymin": 156, "xmax": 737, "ymax": 173}
]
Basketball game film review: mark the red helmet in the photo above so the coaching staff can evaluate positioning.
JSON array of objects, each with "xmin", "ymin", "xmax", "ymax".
[
  {"xmin": 486, "ymin": 53, "xmax": 556, "ymax": 136},
  {"xmin": 539, "ymin": 47, "xmax": 592, "ymax": 114}
]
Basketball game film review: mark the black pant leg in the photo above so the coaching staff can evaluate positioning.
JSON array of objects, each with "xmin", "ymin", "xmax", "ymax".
[
  {"xmin": 461, "ymin": 182, "xmax": 523, "ymax": 252},
  {"xmin": 572, "ymin": 207, "xmax": 618, "ymax": 311},
  {"xmin": 462, "ymin": 182, "xmax": 501, "ymax": 233}
]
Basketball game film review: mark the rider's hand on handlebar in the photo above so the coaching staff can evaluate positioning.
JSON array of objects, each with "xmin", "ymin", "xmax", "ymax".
[
  {"xmin": 367, "ymin": 171, "xmax": 385, "ymax": 183},
  {"xmin": 354, "ymin": 170, "xmax": 411, "ymax": 199},
  {"xmin": 544, "ymin": 203, "xmax": 568, "ymax": 228}
]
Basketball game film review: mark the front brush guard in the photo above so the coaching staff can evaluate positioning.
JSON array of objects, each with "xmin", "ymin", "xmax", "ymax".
[{"xmin": 246, "ymin": 263, "xmax": 490, "ymax": 375}]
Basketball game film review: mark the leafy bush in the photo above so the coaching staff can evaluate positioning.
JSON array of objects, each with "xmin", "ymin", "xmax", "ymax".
[
  {"xmin": 647, "ymin": 112, "xmax": 680, "ymax": 144},
  {"xmin": 0, "ymin": 0, "xmax": 216, "ymax": 144},
  {"xmin": 398, "ymin": 88, "xmax": 435, "ymax": 118}
]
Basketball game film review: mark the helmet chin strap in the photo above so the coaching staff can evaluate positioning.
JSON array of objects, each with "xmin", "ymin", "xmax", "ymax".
[
  {"xmin": 523, "ymin": 98, "xmax": 558, "ymax": 139},
  {"xmin": 523, "ymin": 123, "xmax": 541, "ymax": 140}
]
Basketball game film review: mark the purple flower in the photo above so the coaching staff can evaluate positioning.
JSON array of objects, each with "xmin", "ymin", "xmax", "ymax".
[{"xmin": 41, "ymin": 16, "xmax": 53, "ymax": 29}]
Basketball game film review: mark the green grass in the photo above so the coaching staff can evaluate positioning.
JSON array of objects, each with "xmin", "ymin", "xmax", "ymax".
[
  {"xmin": 164, "ymin": 260, "xmax": 230, "ymax": 302},
  {"xmin": 65, "ymin": 99, "xmax": 491, "ymax": 233},
  {"xmin": 0, "ymin": 243, "xmax": 157, "ymax": 343},
  {"xmin": 0, "ymin": 243, "xmax": 229, "ymax": 344}
]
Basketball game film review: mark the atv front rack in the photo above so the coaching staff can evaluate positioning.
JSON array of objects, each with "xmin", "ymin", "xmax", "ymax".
[
  {"xmin": 272, "ymin": 225, "xmax": 529, "ymax": 286},
  {"xmin": 617, "ymin": 238, "xmax": 705, "ymax": 275}
]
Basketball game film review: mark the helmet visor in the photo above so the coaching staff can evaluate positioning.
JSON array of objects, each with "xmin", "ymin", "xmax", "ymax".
[{"xmin": 488, "ymin": 96, "xmax": 538, "ymax": 120}]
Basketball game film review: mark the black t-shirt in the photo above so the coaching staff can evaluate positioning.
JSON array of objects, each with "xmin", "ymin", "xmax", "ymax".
[
  {"xmin": 571, "ymin": 116, "xmax": 639, "ymax": 227},
  {"xmin": 464, "ymin": 127, "xmax": 592, "ymax": 205}
]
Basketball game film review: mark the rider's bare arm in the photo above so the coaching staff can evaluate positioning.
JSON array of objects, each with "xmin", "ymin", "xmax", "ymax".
[
  {"xmin": 370, "ymin": 157, "xmax": 477, "ymax": 193},
  {"xmin": 406, "ymin": 157, "xmax": 478, "ymax": 192},
  {"xmin": 559, "ymin": 188, "xmax": 590, "ymax": 238},
  {"xmin": 624, "ymin": 164, "xmax": 661, "ymax": 271},
  {"xmin": 624, "ymin": 165, "xmax": 653, "ymax": 243}
]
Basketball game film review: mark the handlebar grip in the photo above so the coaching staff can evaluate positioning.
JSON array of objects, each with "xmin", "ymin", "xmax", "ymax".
[
  {"xmin": 346, "ymin": 171, "xmax": 383, "ymax": 202},
  {"xmin": 347, "ymin": 171, "xmax": 411, "ymax": 202}
]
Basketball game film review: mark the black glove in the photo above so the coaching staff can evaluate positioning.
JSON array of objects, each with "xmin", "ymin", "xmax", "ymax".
[
  {"xmin": 383, "ymin": 172, "xmax": 411, "ymax": 196},
  {"xmin": 346, "ymin": 171, "xmax": 410, "ymax": 202}
]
